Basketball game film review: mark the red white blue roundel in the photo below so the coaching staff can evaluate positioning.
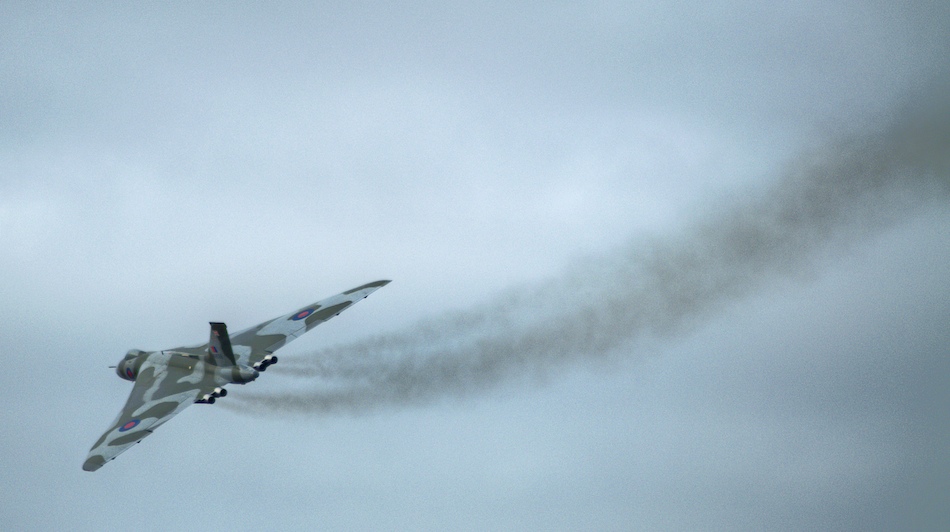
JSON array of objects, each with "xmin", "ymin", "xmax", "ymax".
[
  {"xmin": 119, "ymin": 419, "xmax": 141, "ymax": 432},
  {"xmin": 125, "ymin": 367, "xmax": 135, "ymax": 379},
  {"xmin": 291, "ymin": 308, "xmax": 315, "ymax": 321}
]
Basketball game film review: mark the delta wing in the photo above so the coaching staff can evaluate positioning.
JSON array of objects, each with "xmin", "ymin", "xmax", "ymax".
[
  {"xmin": 82, "ymin": 352, "xmax": 222, "ymax": 471},
  {"xmin": 227, "ymin": 280, "xmax": 390, "ymax": 367}
]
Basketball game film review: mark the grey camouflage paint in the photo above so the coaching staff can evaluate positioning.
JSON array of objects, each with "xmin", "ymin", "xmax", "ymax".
[{"xmin": 82, "ymin": 280, "xmax": 390, "ymax": 471}]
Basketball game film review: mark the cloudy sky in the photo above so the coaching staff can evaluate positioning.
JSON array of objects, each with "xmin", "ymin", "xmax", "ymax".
[{"xmin": 2, "ymin": 2, "xmax": 948, "ymax": 530}]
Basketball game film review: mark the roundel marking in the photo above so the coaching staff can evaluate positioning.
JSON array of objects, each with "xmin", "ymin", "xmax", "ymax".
[
  {"xmin": 119, "ymin": 419, "xmax": 141, "ymax": 432},
  {"xmin": 291, "ymin": 308, "xmax": 315, "ymax": 321},
  {"xmin": 125, "ymin": 367, "xmax": 135, "ymax": 379}
]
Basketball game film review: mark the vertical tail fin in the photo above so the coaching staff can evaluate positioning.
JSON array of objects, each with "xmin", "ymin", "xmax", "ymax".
[{"xmin": 208, "ymin": 322, "xmax": 237, "ymax": 366}]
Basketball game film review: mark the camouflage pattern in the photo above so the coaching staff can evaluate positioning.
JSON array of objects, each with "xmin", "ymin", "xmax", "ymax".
[{"xmin": 83, "ymin": 280, "xmax": 390, "ymax": 472}]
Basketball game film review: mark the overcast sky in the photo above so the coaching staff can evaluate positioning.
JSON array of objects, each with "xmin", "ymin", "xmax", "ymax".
[{"xmin": 2, "ymin": 2, "xmax": 948, "ymax": 530}]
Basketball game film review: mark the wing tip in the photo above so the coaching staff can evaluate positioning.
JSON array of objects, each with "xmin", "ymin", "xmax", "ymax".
[
  {"xmin": 82, "ymin": 455, "xmax": 106, "ymax": 472},
  {"xmin": 344, "ymin": 279, "xmax": 392, "ymax": 294}
]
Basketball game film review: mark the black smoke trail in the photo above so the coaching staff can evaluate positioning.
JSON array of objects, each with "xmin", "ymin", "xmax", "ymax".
[{"xmin": 228, "ymin": 93, "xmax": 950, "ymax": 416}]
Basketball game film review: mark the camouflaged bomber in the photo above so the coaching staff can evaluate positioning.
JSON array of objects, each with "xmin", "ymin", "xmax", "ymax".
[{"xmin": 83, "ymin": 280, "xmax": 390, "ymax": 472}]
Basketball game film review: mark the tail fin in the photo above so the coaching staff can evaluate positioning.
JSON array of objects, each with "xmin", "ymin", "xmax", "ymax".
[{"xmin": 208, "ymin": 322, "xmax": 237, "ymax": 366}]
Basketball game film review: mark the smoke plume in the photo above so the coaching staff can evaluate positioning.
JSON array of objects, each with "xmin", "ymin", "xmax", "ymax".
[{"xmin": 228, "ymin": 94, "xmax": 950, "ymax": 416}]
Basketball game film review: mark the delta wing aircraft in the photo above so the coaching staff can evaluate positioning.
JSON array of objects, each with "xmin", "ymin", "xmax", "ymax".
[{"xmin": 83, "ymin": 280, "xmax": 390, "ymax": 472}]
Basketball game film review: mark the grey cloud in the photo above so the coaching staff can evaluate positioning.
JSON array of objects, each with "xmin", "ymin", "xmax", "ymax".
[{"xmin": 2, "ymin": 3, "xmax": 948, "ymax": 530}]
